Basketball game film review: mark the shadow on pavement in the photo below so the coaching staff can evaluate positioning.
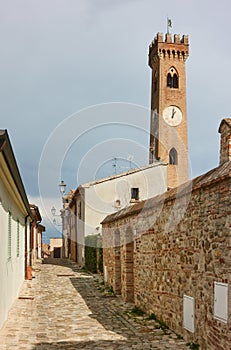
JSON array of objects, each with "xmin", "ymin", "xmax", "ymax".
[
  {"xmin": 34, "ymin": 339, "xmax": 128, "ymax": 349},
  {"xmin": 42, "ymin": 258, "xmax": 82, "ymax": 272},
  {"xmin": 42, "ymin": 258, "xmax": 136, "ymax": 339},
  {"xmin": 69, "ymin": 275, "xmax": 135, "ymax": 339}
]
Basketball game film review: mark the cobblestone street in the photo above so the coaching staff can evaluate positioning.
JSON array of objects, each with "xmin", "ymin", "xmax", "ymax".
[{"xmin": 0, "ymin": 259, "xmax": 189, "ymax": 350}]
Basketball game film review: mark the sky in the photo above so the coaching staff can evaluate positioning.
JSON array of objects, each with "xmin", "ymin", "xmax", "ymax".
[{"xmin": 0, "ymin": 0, "xmax": 230, "ymax": 242}]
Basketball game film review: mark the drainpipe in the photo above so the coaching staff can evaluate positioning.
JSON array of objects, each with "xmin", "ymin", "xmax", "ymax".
[{"xmin": 24, "ymin": 214, "xmax": 32, "ymax": 280}]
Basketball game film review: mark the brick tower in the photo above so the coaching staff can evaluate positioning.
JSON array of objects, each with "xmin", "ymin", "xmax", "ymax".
[{"xmin": 149, "ymin": 32, "xmax": 189, "ymax": 188}]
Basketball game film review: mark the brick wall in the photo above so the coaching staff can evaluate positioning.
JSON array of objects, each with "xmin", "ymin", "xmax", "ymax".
[{"xmin": 102, "ymin": 162, "xmax": 231, "ymax": 349}]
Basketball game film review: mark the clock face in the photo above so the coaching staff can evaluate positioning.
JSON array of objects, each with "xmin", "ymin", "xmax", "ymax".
[{"xmin": 163, "ymin": 105, "xmax": 182, "ymax": 126}]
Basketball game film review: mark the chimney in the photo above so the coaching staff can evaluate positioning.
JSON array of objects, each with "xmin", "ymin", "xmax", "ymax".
[{"xmin": 218, "ymin": 118, "xmax": 231, "ymax": 165}]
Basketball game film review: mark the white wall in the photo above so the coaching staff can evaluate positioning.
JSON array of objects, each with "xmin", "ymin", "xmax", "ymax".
[
  {"xmin": 84, "ymin": 164, "xmax": 167, "ymax": 236},
  {"xmin": 0, "ymin": 179, "xmax": 26, "ymax": 329}
]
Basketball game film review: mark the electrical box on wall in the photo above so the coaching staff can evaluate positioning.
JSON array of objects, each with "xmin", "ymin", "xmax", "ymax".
[
  {"xmin": 214, "ymin": 282, "xmax": 228, "ymax": 323},
  {"xmin": 183, "ymin": 295, "xmax": 195, "ymax": 333}
]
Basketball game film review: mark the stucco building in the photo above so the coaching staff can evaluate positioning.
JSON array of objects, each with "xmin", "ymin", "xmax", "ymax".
[
  {"xmin": 30, "ymin": 204, "xmax": 45, "ymax": 262},
  {"xmin": 67, "ymin": 161, "xmax": 167, "ymax": 265},
  {"xmin": 0, "ymin": 130, "xmax": 45, "ymax": 329},
  {"xmin": 49, "ymin": 237, "xmax": 63, "ymax": 258},
  {"xmin": 0, "ymin": 130, "xmax": 33, "ymax": 329}
]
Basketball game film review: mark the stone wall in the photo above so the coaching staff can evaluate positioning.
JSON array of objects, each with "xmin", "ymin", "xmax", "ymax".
[{"xmin": 102, "ymin": 162, "xmax": 231, "ymax": 349}]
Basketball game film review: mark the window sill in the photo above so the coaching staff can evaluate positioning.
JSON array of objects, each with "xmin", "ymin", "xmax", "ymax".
[{"xmin": 130, "ymin": 199, "xmax": 140, "ymax": 203}]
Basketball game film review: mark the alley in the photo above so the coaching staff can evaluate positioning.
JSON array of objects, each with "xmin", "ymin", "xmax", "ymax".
[{"xmin": 0, "ymin": 259, "xmax": 189, "ymax": 350}]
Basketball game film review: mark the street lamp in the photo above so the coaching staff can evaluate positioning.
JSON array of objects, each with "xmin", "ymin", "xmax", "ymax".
[
  {"xmin": 51, "ymin": 206, "xmax": 56, "ymax": 216},
  {"xmin": 59, "ymin": 180, "xmax": 66, "ymax": 196}
]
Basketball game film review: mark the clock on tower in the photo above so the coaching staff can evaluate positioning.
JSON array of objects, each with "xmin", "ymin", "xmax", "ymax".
[{"xmin": 148, "ymin": 32, "xmax": 189, "ymax": 188}]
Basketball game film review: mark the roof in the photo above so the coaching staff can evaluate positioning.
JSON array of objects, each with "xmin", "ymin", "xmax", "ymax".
[
  {"xmin": 101, "ymin": 161, "xmax": 231, "ymax": 224},
  {"xmin": 68, "ymin": 160, "xmax": 166, "ymax": 208},
  {"xmin": 0, "ymin": 130, "xmax": 32, "ymax": 218},
  {"xmin": 30, "ymin": 204, "xmax": 42, "ymax": 222},
  {"xmin": 218, "ymin": 118, "xmax": 231, "ymax": 132},
  {"xmin": 79, "ymin": 161, "xmax": 166, "ymax": 188},
  {"xmin": 37, "ymin": 224, "xmax": 46, "ymax": 232}
]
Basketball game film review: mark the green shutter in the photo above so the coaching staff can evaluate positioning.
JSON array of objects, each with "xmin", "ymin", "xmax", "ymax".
[
  {"xmin": 8, "ymin": 212, "xmax": 12, "ymax": 259},
  {"xmin": 17, "ymin": 219, "xmax": 20, "ymax": 257}
]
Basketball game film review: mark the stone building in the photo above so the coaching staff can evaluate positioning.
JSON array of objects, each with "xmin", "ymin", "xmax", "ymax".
[
  {"xmin": 102, "ymin": 118, "xmax": 231, "ymax": 349},
  {"xmin": 102, "ymin": 29, "xmax": 231, "ymax": 350}
]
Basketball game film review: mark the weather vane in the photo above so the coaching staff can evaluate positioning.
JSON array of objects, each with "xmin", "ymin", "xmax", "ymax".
[{"xmin": 167, "ymin": 17, "xmax": 172, "ymax": 34}]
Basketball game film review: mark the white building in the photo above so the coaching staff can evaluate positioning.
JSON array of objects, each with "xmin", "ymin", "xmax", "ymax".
[
  {"xmin": 69, "ymin": 161, "xmax": 167, "ymax": 265},
  {"xmin": 49, "ymin": 237, "xmax": 63, "ymax": 258},
  {"xmin": 0, "ymin": 130, "xmax": 33, "ymax": 329}
]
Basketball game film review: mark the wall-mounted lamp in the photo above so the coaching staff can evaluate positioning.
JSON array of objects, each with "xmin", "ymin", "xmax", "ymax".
[{"xmin": 59, "ymin": 180, "xmax": 66, "ymax": 196}]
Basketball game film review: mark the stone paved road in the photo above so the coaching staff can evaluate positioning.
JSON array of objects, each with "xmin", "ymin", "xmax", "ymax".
[{"xmin": 0, "ymin": 259, "xmax": 189, "ymax": 350}]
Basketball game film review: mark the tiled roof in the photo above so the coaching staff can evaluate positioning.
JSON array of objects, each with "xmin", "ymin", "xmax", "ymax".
[
  {"xmin": 0, "ymin": 129, "xmax": 32, "ymax": 218},
  {"xmin": 101, "ymin": 161, "xmax": 231, "ymax": 224}
]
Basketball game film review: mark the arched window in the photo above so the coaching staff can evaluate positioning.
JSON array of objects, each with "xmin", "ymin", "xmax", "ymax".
[
  {"xmin": 167, "ymin": 73, "xmax": 172, "ymax": 88},
  {"xmin": 167, "ymin": 67, "xmax": 179, "ymax": 89},
  {"xmin": 173, "ymin": 74, "xmax": 178, "ymax": 88},
  {"xmin": 169, "ymin": 148, "xmax": 178, "ymax": 165}
]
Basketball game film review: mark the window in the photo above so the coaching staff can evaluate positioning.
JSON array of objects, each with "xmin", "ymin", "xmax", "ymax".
[
  {"xmin": 8, "ymin": 212, "xmax": 12, "ymax": 259},
  {"xmin": 169, "ymin": 148, "xmax": 178, "ymax": 165},
  {"xmin": 17, "ymin": 219, "xmax": 20, "ymax": 257},
  {"xmin": 167, "ymin": 67, "xmax": 179, "ymax": 89},
  {"xmin": 131, "ymin": 188, "xmax": 139, "ymax": 201},
  {"xmin": 78, "ymin": 201, "xmax": 82, "ymax": 219},
  {"xmin": 173, "ymin": 73, "xmax": 178, "ymax": 88},
  {"xmin": 167, "ymin": 73, "xmax": 172, "ymax": 87}
]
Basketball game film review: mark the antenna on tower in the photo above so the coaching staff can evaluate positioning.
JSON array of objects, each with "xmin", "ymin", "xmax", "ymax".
[
  {"xmin": 112, "ymin": 157, "xmax": 117, "ymax": 174},
  {"xmin": 127, "ymin": 155, "xmax": 134, "ymax": 169}
]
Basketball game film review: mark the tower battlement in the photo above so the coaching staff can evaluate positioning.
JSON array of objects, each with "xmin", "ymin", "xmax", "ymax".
[{"xmin": 149, "ymin": 32, "xmax": 189, "ymax": 67}]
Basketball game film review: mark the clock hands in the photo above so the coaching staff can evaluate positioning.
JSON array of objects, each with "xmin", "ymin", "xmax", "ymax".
[
  {"xmin": 171, "ymin": 108, "xmax": 176, "ymax": 119},
  {"xmin": 163, "ymin": 106, "xmax": 182, "ymax": 126}
]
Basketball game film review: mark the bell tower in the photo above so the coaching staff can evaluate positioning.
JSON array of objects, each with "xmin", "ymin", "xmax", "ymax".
[{"xmin": 149, "ymin": 32, "xmax": 189, "ymax": 188}]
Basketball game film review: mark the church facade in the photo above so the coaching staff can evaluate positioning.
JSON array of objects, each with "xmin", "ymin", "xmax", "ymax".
[{"xmin": 102, "ymin": 31, "xmax": 231, "ymax": 350}]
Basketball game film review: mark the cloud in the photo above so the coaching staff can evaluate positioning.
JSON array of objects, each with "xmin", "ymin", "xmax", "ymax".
[{"xmin": 0, "ymin": 0, "xmax": 230, "ymax": 224}]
